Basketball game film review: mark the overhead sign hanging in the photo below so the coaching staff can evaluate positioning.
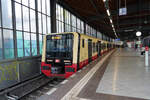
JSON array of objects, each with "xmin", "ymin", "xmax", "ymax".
[{"xmin": 119, "ymin": 7, "xmax": 127, "ymax": 16}]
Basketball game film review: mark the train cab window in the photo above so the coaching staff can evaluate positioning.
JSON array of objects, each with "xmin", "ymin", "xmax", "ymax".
[
  {"xmin": 104, "ymin": 43, "xmax": 106, "ymax": 49},
  {"xmin": 46, "ymin": 34, "xmax": 73, "ymax": 58},
  {"xmin": 82, "ymin": 39, "xmax": 84, "ymax": 48}
]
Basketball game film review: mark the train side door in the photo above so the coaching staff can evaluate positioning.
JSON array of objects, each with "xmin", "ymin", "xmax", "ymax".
[
  {"xmin": 88, "ymin": 39, "xmax": 92, "ymax": 63},
  {"xmin": 98, "ymin": 41, "xmax": 101, "ymax": 56}
]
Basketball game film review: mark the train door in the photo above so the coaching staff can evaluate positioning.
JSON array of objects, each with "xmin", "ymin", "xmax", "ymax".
[
  {"xmin": 88, "ymin": 39, "xmax": 92, "ymax": 63},
  {"xmin": 98, "ymin": 41, "xmax": 101, "ymax": 56}
]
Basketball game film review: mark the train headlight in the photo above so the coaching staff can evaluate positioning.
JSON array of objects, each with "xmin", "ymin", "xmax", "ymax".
[
  {"xmin": 64, "ymin": 63, "xmax": 72, "ymax": 65},
  {"xmin": 64, "ymin": 60, "xmax": 71, "ymax": 63},
  {"xmin": 47, "ymin": 59, "xmax": 53, "ymax": 62},
  {"xmin": 64, "ymin": 60, "xmax": 72, "ymax": 65}
]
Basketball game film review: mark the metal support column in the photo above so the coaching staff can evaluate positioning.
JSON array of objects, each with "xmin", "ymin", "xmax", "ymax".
[
  {"xmin": 12, "ymin": 0, "xmax": 17, "ymax": 58},
  {"xmin": 0, "ymin": 0, "xmax": 5, "ymax": 59},
  {"xmin": 84, "ymin": 22, "xmax": 86, "ymax": 34},
  {"xmin": 35, "ymin": 0, "xmax": 39, "ymax": 55},
  {"xmin": 51, "ymin": 0, "xmax": 56, "ymax": 33}
]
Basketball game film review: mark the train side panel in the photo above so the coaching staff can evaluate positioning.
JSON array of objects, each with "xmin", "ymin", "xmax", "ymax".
[
  {"xmin": 79, "ymin": 34, "xmax": 99, "ymax": 69},
  {"xmin": 79, "ymin": 35, "xmax": 89, "ymax": 69}
]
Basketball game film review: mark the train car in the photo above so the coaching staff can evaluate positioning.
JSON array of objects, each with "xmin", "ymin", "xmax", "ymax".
[
  {"xmin": 101, "ymin": 41, "xmax": 107, "ymax": 54},
  {"xmin": 41, "ymin": 32, "xmax": 114, "ymax": 78},
  {"xmin": 107, "ymin": 42, "xmax": 113, "ymax": 51}
]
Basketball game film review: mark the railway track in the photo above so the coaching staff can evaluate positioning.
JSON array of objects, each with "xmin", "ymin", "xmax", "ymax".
[
  {"xmin": 1, "ymin": 53, "xmax": 109, "ymax": 100},
  {"xmin": 4, "ymin": 75, "xmax": 64, "ymax": 100}
]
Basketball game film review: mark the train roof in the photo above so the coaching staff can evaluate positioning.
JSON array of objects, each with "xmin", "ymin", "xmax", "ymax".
[
  {"xmin": 46, "ymin": 32, "xmax": 100, "ymax": 39},
  {"xmin": 46, "ymin": 32, "xmax": 113, "ymax": 43}
]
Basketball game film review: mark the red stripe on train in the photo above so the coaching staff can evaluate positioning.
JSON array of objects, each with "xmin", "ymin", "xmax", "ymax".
[
  {"xmin": 41, "ymin": 62, "xmax": 77, "ymax": 78},
  {"xmin": 41, "ymin": 53, "xmax": 103, "ymax": 78}
]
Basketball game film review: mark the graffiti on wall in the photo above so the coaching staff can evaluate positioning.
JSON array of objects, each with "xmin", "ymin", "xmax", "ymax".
[{"xmin": 0, "ymin": 62, "xmax": 18, "ymax": 83}]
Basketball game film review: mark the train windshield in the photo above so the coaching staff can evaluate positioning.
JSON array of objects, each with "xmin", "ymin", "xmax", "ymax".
[{"xmin": 46, "ymin": 34, "xmax": 73, "ymax": 58}]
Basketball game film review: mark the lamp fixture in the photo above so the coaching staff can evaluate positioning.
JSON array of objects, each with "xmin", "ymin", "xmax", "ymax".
[
  {"xmin": 103, "ymin": 0, "xmax": 118, "ymax": 38},
  {"xmin": 110, "ymin": 19, "xmax": 112, "ymax": 23},
  {"xmin": 103, "ymin": 0, "xmax": 106, "ymax": 2},
  {"xmin": 136, "ymin": 31, "xmax": 142, "ymax": 37},
  {"xmin": 107, "ymin": 9, "xmax": 110, "ymax": 16}
]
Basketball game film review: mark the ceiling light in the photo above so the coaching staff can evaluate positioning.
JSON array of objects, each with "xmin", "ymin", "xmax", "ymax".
[
  {"xmin": 103, "ymin": 1, "xmax": 118, "ymax": 38},
  {"xmin": 103, "ymin": 0, "xmax": 106, "ymax": 2},
  {"xmin": 110, "ymin": 19, "xmax": 112, "ymax": 23},
  {"xmin": 136, "ymin": 31, "xmax": 142, "ymax": 37},
  {"xmin": 107, "ymin": 9, "xmax": 110, "ymax": 16},
  {"xmin": 112, "ymin": 24, "xmax": 114, "ymax": 28}
]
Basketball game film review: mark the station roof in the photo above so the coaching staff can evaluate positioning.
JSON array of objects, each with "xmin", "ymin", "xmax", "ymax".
[{"xmin": 60, "ymin": 0, "xmax": 150, "ymax": 40}]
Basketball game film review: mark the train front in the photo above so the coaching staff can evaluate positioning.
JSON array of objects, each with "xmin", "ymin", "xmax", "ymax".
[{"xmin": 41, "ymin": 33, "xmax": 76, "ymax": 78}]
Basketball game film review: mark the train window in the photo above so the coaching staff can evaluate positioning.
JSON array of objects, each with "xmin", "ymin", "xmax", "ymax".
[
  {"xmin": 82, "ymin": 39, "xmax": 84, "ymax": 48},
  {"xmin": 92, "ymin": 43, "xmax": 94, "ymax": 53},
  {"xmin": 103, "ymin": 43, "xmax": 104, "ymax": 49},
  {"xmin": 93, "ymin": 43, "xmax": 95, "ymax": 53},
  {"xmin": 46, "ymin": 34, "xmax": 73, "ymax": 58},
  {"xmin": 104, "ymin": 43, "xmax": 106, "ymax": 49},
  {"xmin": 96, "ymin": 43, "xmax": 98, "ymax": 52},
  {"xmin": 95, "ymin": 43, "xmax": 96, "ymax": 52}
]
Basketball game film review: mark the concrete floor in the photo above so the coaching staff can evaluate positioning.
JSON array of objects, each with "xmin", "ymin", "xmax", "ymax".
[
  {"xmin": 96, "ymin": 48, "xmax": 150, "ymax": 99},
  {"xmin": 37, "ymin": 48, "xmax": 150, "ymax": 100}
]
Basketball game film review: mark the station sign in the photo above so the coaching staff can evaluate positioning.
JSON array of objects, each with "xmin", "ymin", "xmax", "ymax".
[
  {"xmin": 115, "ymin": 38, "xmax": 120, "ymax": 41},
  {"xmin": 119, "ymin": 7, "xmax": 127, "ymax": 16}
]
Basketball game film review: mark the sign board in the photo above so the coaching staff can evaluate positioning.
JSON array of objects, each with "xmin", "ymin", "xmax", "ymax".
[
  {"xmin": 115, "ymin": 38, "xmax": 120, "ymax": 41},
  {"xmin": 119, "ymin": 7, "xmax": 127, "ymax": 16}
]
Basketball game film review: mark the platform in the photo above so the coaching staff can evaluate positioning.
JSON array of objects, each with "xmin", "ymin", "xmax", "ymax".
[{"xmin": 37, "ymin": 48, "xmax": 150, "ymax": 100}]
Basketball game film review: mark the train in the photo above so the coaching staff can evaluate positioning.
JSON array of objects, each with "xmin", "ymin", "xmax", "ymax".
[{"xmin": 41, "ymin": 32, "xmax": 118, "ymax": 78}]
